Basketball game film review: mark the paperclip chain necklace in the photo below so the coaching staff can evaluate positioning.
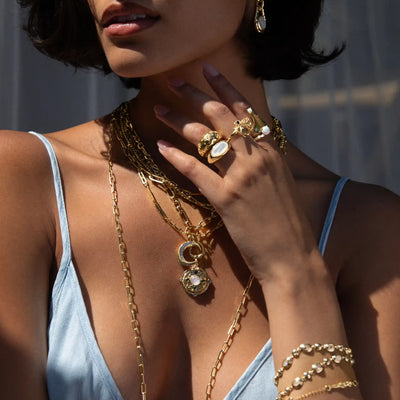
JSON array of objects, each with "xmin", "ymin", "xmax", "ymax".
[
  {"xmin": 111, "ymin": 102, "xmax": 224, "ymax": 297},
  {"xmin": 106, "ymin": 137, "xmax": 254, "ymax": 400},
  {"xmin": 106, "ymin": 102, "xmax": 287, "ymax": 399}
]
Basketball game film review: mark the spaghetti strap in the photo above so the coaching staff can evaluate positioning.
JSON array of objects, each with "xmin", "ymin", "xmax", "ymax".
[
  {"xmin": 318, "ymin": 177, "xmax": 350, "ymax": 255},
  {"xmin": 28, "ymin": 131, "xmax": 72, "ymax": 269}
]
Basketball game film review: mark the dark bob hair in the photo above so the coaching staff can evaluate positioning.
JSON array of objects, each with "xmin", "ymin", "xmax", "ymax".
[{"xmin": 17, "ymin": 0, "xmax": 344, "ymax": 88}]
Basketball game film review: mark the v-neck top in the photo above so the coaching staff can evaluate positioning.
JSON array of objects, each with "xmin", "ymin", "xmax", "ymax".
[{"xmin": 28, "ymin": 132, "xmax": 349, "ymax": 400}]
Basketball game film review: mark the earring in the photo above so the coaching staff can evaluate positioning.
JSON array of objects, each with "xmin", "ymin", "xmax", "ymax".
[{"xmin": 254, "ymin": 0, "xmax": 266, "ymax": 33}]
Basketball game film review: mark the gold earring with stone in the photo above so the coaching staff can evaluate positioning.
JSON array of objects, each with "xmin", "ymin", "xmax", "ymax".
[{"xmin": 254, "ymin": 0, "xmax": 266, "ymax": 33}]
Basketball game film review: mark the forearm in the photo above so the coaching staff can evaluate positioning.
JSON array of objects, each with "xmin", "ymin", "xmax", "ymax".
[{"xmin": 260, "ymin": 253, "xmax": 363, "ymax": 399}]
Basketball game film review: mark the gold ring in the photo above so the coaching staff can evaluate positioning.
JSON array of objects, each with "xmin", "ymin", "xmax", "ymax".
[
  {"xmin": 198, "ymin": 130, "xmax": 222, "ymax": 157},
  {"xmin": 232, "ymin": 116, "xmax": 255, "ymax": 137},
  {"xmin": 246, "ymin": 107, "xmax": 270, "ymax": 139},
  {"xmin": 207, "ymin": 130, "xmax": 241, "ymax": 164}
]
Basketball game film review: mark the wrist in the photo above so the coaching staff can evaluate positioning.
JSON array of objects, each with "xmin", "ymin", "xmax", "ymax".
[{"xmin": 258, "ymin": 250, "xmax": 332, "ymax": 295}]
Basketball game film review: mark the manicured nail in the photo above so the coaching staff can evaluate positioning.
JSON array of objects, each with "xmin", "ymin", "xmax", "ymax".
[
  {"xmin": 168, "ymin": 77, "xmax": 185, "ymax": 88},
  {"xmin": 202, "ymin": 62, "xmax": 220, "ymax": 77},
  {"xmin": 157, "ymin": 140, "xmax": 173, "ymax": 151},
  {"xmin": 154, "ymin": 105, "xmax": 170, "ymax": 116}
]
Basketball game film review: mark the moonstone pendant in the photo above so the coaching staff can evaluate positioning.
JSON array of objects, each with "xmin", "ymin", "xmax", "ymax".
[{"xmin": 180, "ymin": 266, "xmax": 211, "ymax": 297}]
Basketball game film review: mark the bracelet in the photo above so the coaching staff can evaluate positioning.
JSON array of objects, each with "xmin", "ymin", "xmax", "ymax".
[
  {"xmin": 274, "ymin": 343, "xmax": 354, "ymax": 386},
  {"xmin": 290, "ymin": 380, "xmax": 359, "ymax": 400},
  {"xmin": 275, "ymin": 353, "xmax": 355, "ymax": 400}
]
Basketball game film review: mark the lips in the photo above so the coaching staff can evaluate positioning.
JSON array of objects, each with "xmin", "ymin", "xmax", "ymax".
[{"xmin": 101, "ymin": 3, "xmax": 160, "ymax": 29}]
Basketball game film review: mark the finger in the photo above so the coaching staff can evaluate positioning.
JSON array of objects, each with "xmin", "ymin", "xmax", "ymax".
[
  {"xmin": 154, "ymin": 104, "xmax": 209, "ymax": 146},
  {"xmin": 154, "ymin": 104, "xmax": 237, "ymax": 173},
  {"xmin": 202, "ymin": 63, "xmax": 251, "ymax": 118},
  {"xmin": 168, "ymin": 77, "xmax": 236, "ymax": 134},
  {"xmin": 156, "ymin": 140, "xmax": 224, "ymax": 199}
]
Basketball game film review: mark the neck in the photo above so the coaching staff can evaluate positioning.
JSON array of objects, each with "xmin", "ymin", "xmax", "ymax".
[{"xmin": 130, "ymin": 43, "xmax": 271, "ymax": 152}]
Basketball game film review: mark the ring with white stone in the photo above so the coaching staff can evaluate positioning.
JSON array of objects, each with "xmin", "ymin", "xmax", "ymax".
[
  {"xmin": 254, "ymin": 124, "xmax": 271, "ymax": 141},
  {"xmin": 206, "ymin": 131, "xmax": 240, "ymax": 164},
  {"xmin": 246, "ymin": 107, "xmax": 270, "ymax": 139}
]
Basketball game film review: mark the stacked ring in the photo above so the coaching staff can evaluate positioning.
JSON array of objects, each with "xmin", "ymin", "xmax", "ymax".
[
  {"xmin": 232, "ymin": 116, "xmax": 255, "ymax": 136},
  {"xmin": 197, "ymin": 110, "xmax": 288, "ymax": 164},
  {"xmin": 246, "ymin": 107, "xmax": 270, "ymax": 139},
  {"xmin": 197, "ymin": 130, "xmax": 222, "ymax": 157},
  {"xmin": 207, "ymin": 131, "xmax": 238, "ymax": 164},
  {"xmin": 246, "ymin": 107, "xmax": 288, "ymax": 154}
]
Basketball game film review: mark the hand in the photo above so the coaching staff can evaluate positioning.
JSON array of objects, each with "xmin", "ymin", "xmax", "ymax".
[{"xmin": 154, "ymin": 64, "xmax": 323, "ymax": 285}]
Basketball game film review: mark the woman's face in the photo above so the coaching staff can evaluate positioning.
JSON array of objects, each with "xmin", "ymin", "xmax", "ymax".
[{"xmin": 89, "ymin": 0, "xmax": 253, "ymax": 78}]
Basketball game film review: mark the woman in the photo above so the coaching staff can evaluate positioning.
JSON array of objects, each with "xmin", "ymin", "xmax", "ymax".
[{"xmin": 0, "ymin": 0, "xmax": 399, "ymax": 399}]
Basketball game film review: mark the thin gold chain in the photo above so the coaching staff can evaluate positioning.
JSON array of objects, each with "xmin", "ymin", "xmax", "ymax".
[{"xmin": 291, "ymin": 380, "xmax": 359, "ymax": 400}]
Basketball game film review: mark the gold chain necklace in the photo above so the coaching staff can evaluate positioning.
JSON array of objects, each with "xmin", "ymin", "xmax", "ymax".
[
  {"xmin": 106, "ymin": 102, "xmax": 288, "ymax": 399},
  {"xmin": 111, "ymin": 102, "xmax": 224, "ymax": 296},
  {"xmin": 107, "ymin": 140, "xmax": 254, "ymax": 400}
]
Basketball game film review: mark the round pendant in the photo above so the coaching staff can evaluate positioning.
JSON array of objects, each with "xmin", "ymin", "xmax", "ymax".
[{"xmin": 180, "ymin": 266, "xmax": 211, "ymax": 297}]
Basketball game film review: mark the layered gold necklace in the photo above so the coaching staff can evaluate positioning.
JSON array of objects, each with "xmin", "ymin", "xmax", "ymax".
[
  {"xmin": 110, "ymin": 102, "xmax": 224, "ymax": 297},
  {"xmin": 106, "ymin": 101, "xmax": 287, "ymax": 399}
]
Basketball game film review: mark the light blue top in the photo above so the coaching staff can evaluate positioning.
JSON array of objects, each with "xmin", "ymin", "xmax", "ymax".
[{"xmin": 28, "ymin": 132, "xmax": 349, "ymax": 400}]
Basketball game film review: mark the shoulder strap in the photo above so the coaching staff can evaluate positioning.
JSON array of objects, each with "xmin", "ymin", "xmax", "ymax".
[
  {"xmin": 318, "ymin": 177, "xmax": 350, "ymax": 256},
  {"xmin": 28, "ymin": 132, "xmax": 72, "ymax": 269}
]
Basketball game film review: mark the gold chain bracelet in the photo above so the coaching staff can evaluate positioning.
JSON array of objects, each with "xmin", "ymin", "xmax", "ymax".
[{"xmin": 290, "ymin": 380, "xmax": 359, "ymax": 400}]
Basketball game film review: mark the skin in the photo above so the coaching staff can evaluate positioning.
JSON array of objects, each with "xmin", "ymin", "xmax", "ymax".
[{"xmin": 0, "ymin": 1, "xmax": 399, "ymax": 399}]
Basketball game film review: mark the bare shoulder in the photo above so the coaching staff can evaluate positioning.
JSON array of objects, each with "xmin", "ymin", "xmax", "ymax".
[
  {"xmin": 338, "ymin": 180, "xmax": 400, "ymax": 283},
  {"xmin": 0, "ymin": 130, "xmax": 57, "ymax": 397},
  {"xmin": 0, "ymin": 129, "xmax": 58, "ymax": 232},
  {"xmin": 336, "ymin": 180, "xmax": 400, "ymax": 399},
  {"xmin": 0, "ymin": 129, "xmax": 54, "ymax": 176}
]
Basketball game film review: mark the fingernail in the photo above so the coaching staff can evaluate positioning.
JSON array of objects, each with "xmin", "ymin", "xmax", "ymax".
[
  {"xmin": 168, "ymin": 77, "xmax": 185, "ymax": 88},
  {"xmin": 154, "ymin": 105, "xmax": 170, "ymax": 116},
  {"xmin": 157, "ymin": 140, "xmax": 172, "ymax": 151},
  {"xmin": 202, "ymin": 62, "xmax": 220, "ymax": 77}
]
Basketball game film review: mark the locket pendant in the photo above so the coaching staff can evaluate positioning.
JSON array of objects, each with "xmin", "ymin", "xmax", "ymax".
[{"xmin": 178, "ymin": 241, "xmax": 211, "ymax": 296}]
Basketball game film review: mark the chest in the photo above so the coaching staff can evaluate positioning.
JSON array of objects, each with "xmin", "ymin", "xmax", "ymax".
[{"xmin": 54, "ymin": 164, "xmax": 345, "ymax": 399}]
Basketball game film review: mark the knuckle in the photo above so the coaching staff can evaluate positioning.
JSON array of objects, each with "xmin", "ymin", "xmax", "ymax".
[
  {"xmin": 234, "ymin": 100, "xmax": 251, "ymax": 114},
  {"xmin": 218, "ymin": 181, "xmax": 241, "ymax": 209},
  {"xmin": 184, "ymin": 123, "xmax": 207, "ymax": 139},
  {"xmin": 204, "ymin": 102, "xmax": 231, "ymax": 118},
  {"xmin": 179, "ymin": 156, "xmax": 198, "ymax": 176}
]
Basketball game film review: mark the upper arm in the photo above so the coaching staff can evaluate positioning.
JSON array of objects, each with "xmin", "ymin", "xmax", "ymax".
[
  {"xmin": 0, "ymin": 131, "xmax": 56, "ymax": 398},
  {"xmin": 338, "ymin": 183, "xmax": 400, "ymax": 400}
]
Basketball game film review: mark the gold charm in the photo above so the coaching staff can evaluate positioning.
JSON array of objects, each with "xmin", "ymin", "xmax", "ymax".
[
  {"xmin": 178, "ymin": 241, "xmax": 211, "ymax": 296},
  {"xmin": 180, "ymin": 266, "xmax": 211, "ymax": 297}
]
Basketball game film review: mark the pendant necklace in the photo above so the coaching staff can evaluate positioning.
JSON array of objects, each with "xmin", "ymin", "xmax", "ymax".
[
  {"xmin": 110, "ymin": 102, "xmax": 223, "ymax": 296},
  {"xmin": 106, "ymin": 101, "xmax": 288, "ymax": 399}
]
